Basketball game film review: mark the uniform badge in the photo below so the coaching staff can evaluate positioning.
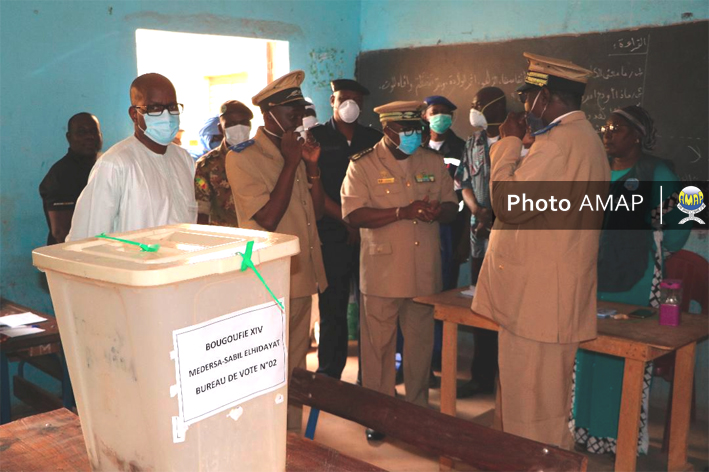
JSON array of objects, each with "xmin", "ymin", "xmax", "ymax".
[
  {"xmin": 378, "ymin": 170, "xmax": 395, "ymax": 184},
  {"xmin": 195, "ymin": 176, "xmax": 208, "ymax": 191},
  {"xmin": 415, "ymin": 172, "xmax": 435, "ymax": 183},
  {"xmin": 624, "ymin": 177, "xmax": 640, "ymax": 191}
]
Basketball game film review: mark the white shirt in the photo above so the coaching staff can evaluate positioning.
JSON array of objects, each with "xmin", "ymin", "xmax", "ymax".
[
  {"xmin": 487, "ymin": 135, "xmax": 500, "ymax": 146},
  {"xmin": 427, "ymin": 140, "xmax": 444, "ymax": 151},
  {"xmin": 67, "ymin": 136, "xmax": 197, "ymax": 241}
]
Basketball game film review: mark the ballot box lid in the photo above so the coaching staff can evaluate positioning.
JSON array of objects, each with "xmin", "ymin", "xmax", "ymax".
[{"xmin": 32, "ymin": 224, "xmax": 300, "ymax": 287}]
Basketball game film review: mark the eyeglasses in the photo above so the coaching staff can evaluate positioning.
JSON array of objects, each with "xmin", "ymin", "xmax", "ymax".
[
  {"xmin": 132, "ymin": 103, "xmax": 184, "ymax": 116},
  {"xmin": 399, "ymin": 127, "xmax": 423, "ymax": 136},
  {"xmin": 599, "ymin": 124, "xmax": 627, "ymax": 134}
]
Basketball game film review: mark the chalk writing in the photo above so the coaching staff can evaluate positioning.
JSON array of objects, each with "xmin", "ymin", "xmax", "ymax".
[{"xmin": 611, "ymin": 35, "xmax": 649, "ymax": 53}]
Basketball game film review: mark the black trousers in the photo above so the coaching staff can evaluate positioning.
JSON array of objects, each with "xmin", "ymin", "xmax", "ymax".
[{"xmin": 317, "ymin": 242, "xmax": 359, "ymax": 379}]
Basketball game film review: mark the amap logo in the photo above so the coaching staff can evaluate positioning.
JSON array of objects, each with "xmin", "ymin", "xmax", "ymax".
[{"xmin": 677, "ymin": 186, "xmax": 705, "ymax": 225}]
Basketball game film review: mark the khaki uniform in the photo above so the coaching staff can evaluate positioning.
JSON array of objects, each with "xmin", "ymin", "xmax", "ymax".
[
  {"xmin": 226, "ymin": 127, "xmax": 328, "ymax": 430},
  {"xmin": 472, "ymin": 111, "xmax": 610, "ymax": 446},
  {"xmin": 341, "ymin": 139, "xmax": 457, "ymax": 406}
]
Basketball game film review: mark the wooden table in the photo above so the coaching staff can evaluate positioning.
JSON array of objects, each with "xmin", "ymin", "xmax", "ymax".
[
  {"xmin": 0, "ymin": 299, "xmax": 69, "ymax": 424},
  {"xmin": 0, "ymin": 408, "xmax": 385, "ymax": 472},
  {"xmin": 415, "ymin": 288, "xmax": 708, "ymax": 472}
]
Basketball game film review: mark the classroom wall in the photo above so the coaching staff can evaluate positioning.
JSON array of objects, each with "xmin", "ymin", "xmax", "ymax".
[
  {"xmin": 359, "ymin": 0, "xmax": 709, "ymax": 51},
  {"xmin": 0, "ymin": 0, "xmax": 361, "ymax": 313}
]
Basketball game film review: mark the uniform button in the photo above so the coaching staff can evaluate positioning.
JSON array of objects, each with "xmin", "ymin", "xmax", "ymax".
[
  {"xmin": 413, "ymin": 220, "xmax": 418, "ymax": 225},
  {"xmin": 410, "ymin": 200, "xmax": 414, "ymax": 203},
  {"xmin": 386, "ymin": 189, "xmax": 390, "ymax": 194},
  {"xmin": 302, "ymin": 200, "xmax": 307, "ymax": 205},
  {"xmin": 296, "ymin": 179, "xmax": 300, "ymax": 183},
  {"xmin": 376, "ymin": 247, "xmax": 382, "ymax": 253},
  {"xmin": 310, "ymin": 246, "xmax": 314, "ymax": 251},
  {"xmin": 498, "ymin": 264, "xmax": 504, "ymax": 270},
  {"xmin": 406, "ymin": 182, "xmax": 411, "ymax": 187},
  {"xmin": 307, "ymin": 222, "xmax": 311, "ymax": 226},
  {"xmin": 414, "ymin": 241, "xmax": 420, "ymax": 246}
]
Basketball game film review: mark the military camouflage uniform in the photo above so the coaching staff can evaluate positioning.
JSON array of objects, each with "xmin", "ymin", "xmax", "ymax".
[{"xmin": 194, "ymin": 141, "xmax": 238, "ymax": 227}]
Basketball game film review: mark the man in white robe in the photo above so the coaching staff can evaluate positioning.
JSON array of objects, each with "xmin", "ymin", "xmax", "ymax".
[{"xmin": 67, "ymin": 73, "xmax": 196, "ymax": 241}]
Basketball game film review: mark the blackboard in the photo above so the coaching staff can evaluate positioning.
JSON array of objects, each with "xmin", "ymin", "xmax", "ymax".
[{"xmin": 356, "ymin": 21, "xmax": 708, "ymax": 181}]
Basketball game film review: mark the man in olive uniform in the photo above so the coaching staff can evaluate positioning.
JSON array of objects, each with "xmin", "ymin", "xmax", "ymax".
[
  {"xmin": 309, "ymin": 79, "xmax": 382, "ymax": 380},
  {"xmin": 341, "ymin": 101, "xmax": 458, "ymax": 441},
  {"xmin": 225, "ymin": 70, "xmax": 328, "ymax": 432},
  {"xmin": 471, "ymin": 53, "xmax": 609, "ymax": 448},
  {"xmin": 194, "ymin": 100, "xmax": 253, "ymax": 226}
]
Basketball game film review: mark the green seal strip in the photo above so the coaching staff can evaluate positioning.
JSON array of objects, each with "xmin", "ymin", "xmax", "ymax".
[
  {"xmin": 237, "ymin": 240, "xmax": 285, "ymax": 312},
  {"xmin": 96, "ymin": 233, "xmax": 160, "ymax": 252}
]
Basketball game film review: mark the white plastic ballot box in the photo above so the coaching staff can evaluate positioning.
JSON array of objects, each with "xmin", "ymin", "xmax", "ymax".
[{"xmin": 32, "ymin": 224, "xmax": 300, "ymax": 472}]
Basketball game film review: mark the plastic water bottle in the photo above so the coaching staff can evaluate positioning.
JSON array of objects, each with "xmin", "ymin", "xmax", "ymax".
[{"xmin": 659, "ymin": 279, "xmax": 682, "ymax": 327}]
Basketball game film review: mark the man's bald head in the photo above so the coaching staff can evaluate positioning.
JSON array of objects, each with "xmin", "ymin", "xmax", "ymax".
[
  {"xmin": 472, "ymin": 86, "xmax": 506, "ymax": 127},
  {"xmin": 474, "ymin": 87, "xmax": 505, "ymax": 109},
  {"xmin": 130, "ymin": 73, "xmax": 175, "ymax": 106}
]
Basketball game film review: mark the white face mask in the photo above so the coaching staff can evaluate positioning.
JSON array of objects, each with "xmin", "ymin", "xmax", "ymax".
[
  {"xmin": 469, "ymin": 108, "xmax": 488, "ymax": 131},
  {"xmin": 303, "ymin": 116, "xmax": 318, "ymax": 129},
  {"xmin": 469, "ymin": 94, "xmax": 505, "ymax": 132},
  {"xmin": 337, "ymin": 100, "xmax": 360, "ymax": 123},
  {"xmin": 225, "ymin": 124, "xmax": 251, "ymax": 146}
]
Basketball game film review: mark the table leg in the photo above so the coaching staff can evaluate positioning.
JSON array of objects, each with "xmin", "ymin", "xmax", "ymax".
[
  {"xmin": 668, "ymin": 342, "xmax": 696, "ymax": 472},
  {"xmin": 440, "ymin": 319, "xmax": 458, "ymax": 417},
  {"xmin": 0, "ymin": 351, "xmax": 10, "ymax": 424},
  {"xmin": 439, "ymin": 319, "xmax": 459, "ymax": 471},
  {"xmin": 615, "ymin": 358, "xmax": 645, "ymax": 472}
]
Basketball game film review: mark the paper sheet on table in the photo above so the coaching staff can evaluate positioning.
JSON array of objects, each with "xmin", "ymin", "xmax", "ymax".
[
  {"xmin": 0, "ymin": 312, "xmax": 47, "ymax": 328},
  {"xmin": 0, "ymin": 327, "xmax": 45, "ymax": 337},
  {"xmin": 459, "ymin": 285, "xmax": 476, "ymax": 298}
]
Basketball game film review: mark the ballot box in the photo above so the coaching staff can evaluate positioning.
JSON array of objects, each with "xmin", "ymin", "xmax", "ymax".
[{"xmin": 33, "ymin": 225, "xmax": 299, "ymax": 472}]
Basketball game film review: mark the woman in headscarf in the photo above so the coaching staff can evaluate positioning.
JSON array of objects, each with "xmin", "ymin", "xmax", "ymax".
[{"xmin": 573, "ymin": 106, "xmax": 691, "ymax": 454}]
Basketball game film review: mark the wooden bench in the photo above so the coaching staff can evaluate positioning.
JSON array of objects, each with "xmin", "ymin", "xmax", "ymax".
[{"xmin": 289, "ymin": 367, "xmax": 587, "ymax": 472}]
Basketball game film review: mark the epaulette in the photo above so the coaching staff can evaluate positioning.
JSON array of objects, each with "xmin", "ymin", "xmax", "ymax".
[
  {"xmin": 350, "ymin": 147, "xmax": 374, "ymax": 161},
  {"xmin": 229, "ymin": 139, "xmax": 255, "ymax": 153}
]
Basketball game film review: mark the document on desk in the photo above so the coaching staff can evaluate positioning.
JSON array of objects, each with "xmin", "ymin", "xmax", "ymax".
[
  {"xmin": 459, "ymin": 286, "xmax": 476, "ymax": 298},
  {"xmin": 0, "ymin": 312, "xmax": 48, "ymax": 328},
  {"xmin": 0, "ymin": 326, "xmax": 45, "ymax": 337}
]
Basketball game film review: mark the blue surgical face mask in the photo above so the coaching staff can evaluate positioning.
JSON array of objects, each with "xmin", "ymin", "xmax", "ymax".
[
  {"xmin": 525, "ymin": 91, "xmax": 547, "ymax": 134},
  {"xmin": 398, "ymin": 131, "xmax": 422, "ymax": 155},
  {"xmin": 142, "ymin": 110, "xmax": 180, "ymax": 146},
  {"xmin": 429, "ymin": 114, "xmax": 452, "ymax": 134}
]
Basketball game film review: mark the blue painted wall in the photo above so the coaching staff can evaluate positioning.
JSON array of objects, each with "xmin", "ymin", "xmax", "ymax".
[
  {"xmin": 360, "ymin": 0, "xmax": 709, "ymax": 51},
  {"xmin": 0, "ymin": 0, "xmax": 361, "ymax": 313}
]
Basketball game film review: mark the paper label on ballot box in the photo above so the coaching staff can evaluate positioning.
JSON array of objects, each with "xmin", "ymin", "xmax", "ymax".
[{"xmin": 170, "ymin": 299, "xmax": 287, "ymax": 441}]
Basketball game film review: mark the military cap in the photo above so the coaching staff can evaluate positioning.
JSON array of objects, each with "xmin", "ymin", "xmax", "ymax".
[
  {"xmin": 331, "ymin": 79, "xmax": 370, "ymax": 95},
  {"xmin": 373, "ymin": 101, "xmax": 425, "ymax": 123},
  {"xmin": 252, "ymin": 70, "xmax": 309, "ymax": 112},
  {"xmin": 219, "ymin": 100, "xmax": 254, "ymax": 119},
  {"xmin": 516, "ymin": 52, "xmax": 593, "ymax": 95},
  {"xmin": 423, "ymin": 95, "xmax": 457, "ymax": 111}
]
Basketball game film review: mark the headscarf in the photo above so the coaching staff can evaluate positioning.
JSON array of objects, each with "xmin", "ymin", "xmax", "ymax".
[
  {"xmin": 198, "ymin": 116, "xmax": 221, "ymax": 154},
  {"xmin": 611, "ymin": 105, "xmax": 657, "ymax": 152}
]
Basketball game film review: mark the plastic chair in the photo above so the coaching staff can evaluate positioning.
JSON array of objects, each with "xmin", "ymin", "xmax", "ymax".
[{"xmin": 655, "ymin": 249, "xmax": 708, "ymax": 452}]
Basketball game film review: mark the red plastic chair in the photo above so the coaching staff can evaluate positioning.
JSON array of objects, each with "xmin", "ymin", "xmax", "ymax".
[{"xmin": 655, "ymin": 249, "xmax": 708, "ymax": 452}]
